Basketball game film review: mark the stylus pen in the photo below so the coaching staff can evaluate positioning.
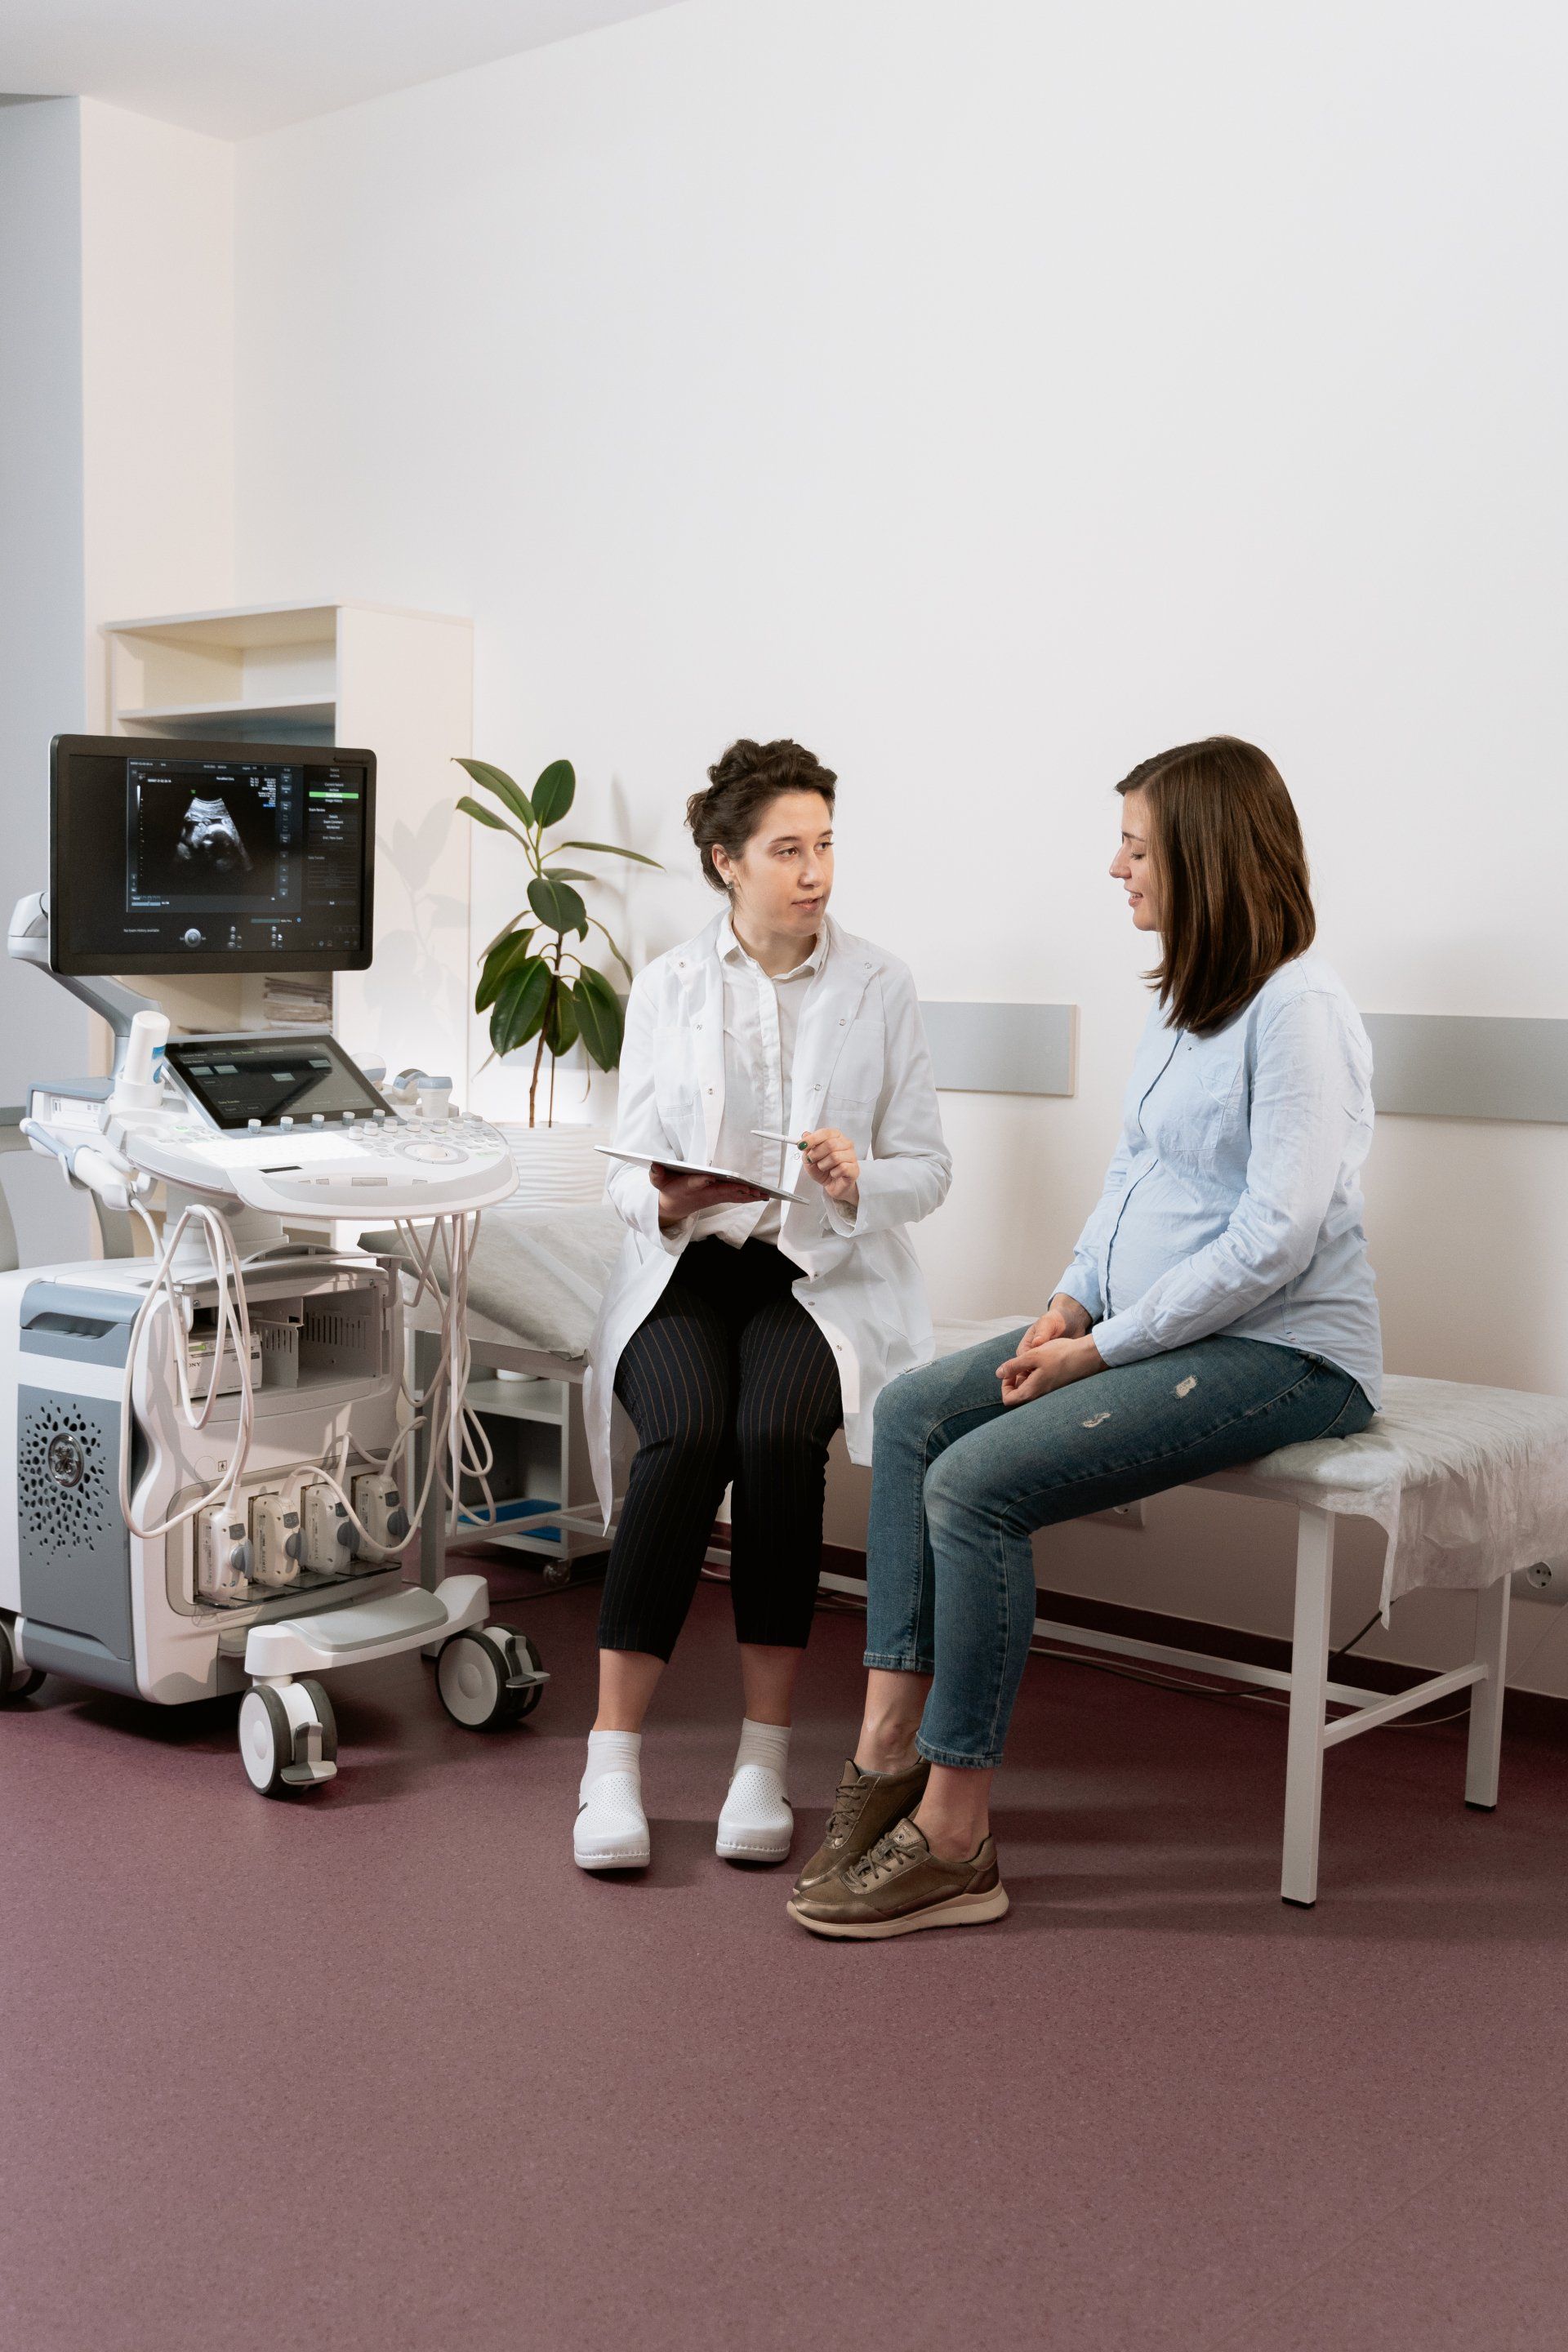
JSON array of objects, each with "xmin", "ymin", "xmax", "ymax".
[{"xmin": 752, "ymin": 1128, "xmax": 807, "ymax": 1151}]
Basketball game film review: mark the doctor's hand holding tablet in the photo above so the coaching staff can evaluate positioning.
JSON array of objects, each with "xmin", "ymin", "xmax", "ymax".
[{"xmin": 648, "ymin": 1124, "xmax": 859, "ymax": 1223}]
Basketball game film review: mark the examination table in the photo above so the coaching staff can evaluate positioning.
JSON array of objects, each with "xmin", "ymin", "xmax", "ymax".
[{"xmin": 385, "ymin": 1202, "xmax": 1568, "ymax": 1907}]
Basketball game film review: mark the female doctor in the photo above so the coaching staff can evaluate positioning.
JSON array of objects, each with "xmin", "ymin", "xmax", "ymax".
[{"xmin": 577, "ymin": 737, "xmax": 951, "ymax": 1874}]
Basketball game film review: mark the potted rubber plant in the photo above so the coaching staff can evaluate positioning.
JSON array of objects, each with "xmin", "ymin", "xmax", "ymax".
[{"xmin": 455, "ymin": 755, "xmax": 658, "ymax": 1200}]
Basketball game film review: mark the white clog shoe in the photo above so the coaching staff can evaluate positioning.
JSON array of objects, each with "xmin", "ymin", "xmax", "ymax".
[
  {"xmin": 715, "ymin": 1762, "xmax": 793, "ymax": 1864},
  {"xmin": 574, "ymin": 1767, "xmax": 651, "ymax": 1871}
]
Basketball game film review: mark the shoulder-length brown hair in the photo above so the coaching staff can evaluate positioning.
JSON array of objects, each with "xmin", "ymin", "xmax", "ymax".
[{"xmin": 1117, "ymin": 737, "xmax": 1315, "ymax": 1036}]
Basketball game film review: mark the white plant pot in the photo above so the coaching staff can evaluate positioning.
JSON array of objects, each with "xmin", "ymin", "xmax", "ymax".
[{"xmin": 496, "ymin": 1120, "xmax": 612, "ymax": 1208}]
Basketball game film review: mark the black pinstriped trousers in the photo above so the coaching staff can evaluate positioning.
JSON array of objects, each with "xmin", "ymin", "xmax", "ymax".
[{"xmin": 599, "ymin": 1239, "xmax": 844, "ymax": 1660}]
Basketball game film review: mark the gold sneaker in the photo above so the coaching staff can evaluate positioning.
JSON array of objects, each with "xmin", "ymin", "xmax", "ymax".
[
  {"xmin": 792, "ymin": 1756, "xmax": 930, "ymax": 1898},
  {"xmin": 787, "ymin": 1816, "xmax": 1009, "ymax": 1940}
]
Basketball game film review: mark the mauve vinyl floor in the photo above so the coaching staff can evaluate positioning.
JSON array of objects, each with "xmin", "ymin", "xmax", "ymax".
[{"xmin": 4, "ymin": 1566, "xmax": 1568, "ymax": 2352}]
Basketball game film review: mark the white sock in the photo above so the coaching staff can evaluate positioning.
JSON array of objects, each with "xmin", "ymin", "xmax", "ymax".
[
  {"xmin": 732, "ymin": 1717, "xmax": 791, "ymax": 1784},
  {"xmin": 581, "ymin": 1727, "xmax": 642, "ymax": 1798}
]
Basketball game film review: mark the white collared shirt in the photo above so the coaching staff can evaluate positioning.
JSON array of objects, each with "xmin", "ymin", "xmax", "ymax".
[{"xmin": 701, "ymin": 911, "xmax": 828, "ymax": 1245}]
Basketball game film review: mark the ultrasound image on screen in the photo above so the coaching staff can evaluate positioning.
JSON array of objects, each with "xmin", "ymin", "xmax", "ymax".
[
  {"xmin": 127, "ymin": 760, "xmax": 302, "ymax": 917},
  {"xmin": 176, "ymin": 795, "xmax": 252, "ymax": 875}
]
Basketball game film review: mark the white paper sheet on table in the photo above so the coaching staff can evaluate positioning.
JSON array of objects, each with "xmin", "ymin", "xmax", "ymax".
[
  {"xmin": 1216, "ymin": 1373, "xmax": 1568, "ymax": 1614},
  {"xmin": 364, "ymin": 1216, "xmax": 1568, "ymax": 1620},
  {"xmin": 369, "ymin": 1202, "xmax": 624, "ymax": 1361}
]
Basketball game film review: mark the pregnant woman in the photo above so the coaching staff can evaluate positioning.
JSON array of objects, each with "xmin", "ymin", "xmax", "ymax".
[
  {"xmin": 790, "ymin": 735, "xmax": 1382, "ymax": 1939},
  {"xmin": 578, "ymin": 737, "xmax": 951, "ymax": 1873}
]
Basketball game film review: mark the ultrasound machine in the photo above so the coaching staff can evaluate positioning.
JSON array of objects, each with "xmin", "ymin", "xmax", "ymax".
[{"xmin": 0, "ymin": 733, "xmax": 546, "ymax": 1795}]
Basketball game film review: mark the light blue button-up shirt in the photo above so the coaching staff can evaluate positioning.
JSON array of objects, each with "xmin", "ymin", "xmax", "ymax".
[{"xmin": 1055, "ymin": 951, "xmax": 1383, "ymax": 1406}]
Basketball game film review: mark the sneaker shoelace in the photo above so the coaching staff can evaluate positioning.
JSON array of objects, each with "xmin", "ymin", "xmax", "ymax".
[
  {"xmin": 821, "ymin": 1772, "xmax": 871, "ymax": 1851},
  {"xmin": 844, "ymin": 1824, "xmax": 923, "ymax": 1892}
]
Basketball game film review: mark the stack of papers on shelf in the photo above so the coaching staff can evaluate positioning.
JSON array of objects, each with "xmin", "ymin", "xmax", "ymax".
[{"xmin": 264, "ymin": 975, "xmax": 333, "ymax": 1029}]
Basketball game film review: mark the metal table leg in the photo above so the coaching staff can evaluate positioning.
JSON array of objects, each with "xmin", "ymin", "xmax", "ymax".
[
  {"xmin": 1464, "ymin": 1574, "xmax": 1510, "ymax": 1810},
  {"xmin": 1281, "ymin": 1506, "xmax": 1335, "ymax": 1909}
]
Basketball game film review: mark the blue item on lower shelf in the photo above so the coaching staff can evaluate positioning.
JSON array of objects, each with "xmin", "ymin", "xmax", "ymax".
[{"xmin": 456, "ymin": 1495, "xmax": 562, "ymax": 1542}]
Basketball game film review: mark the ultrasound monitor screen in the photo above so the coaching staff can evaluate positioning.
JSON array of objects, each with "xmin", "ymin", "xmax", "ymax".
[{"xmin": 51, "ymin": 733, "xmax": 376, "ymax": 974}]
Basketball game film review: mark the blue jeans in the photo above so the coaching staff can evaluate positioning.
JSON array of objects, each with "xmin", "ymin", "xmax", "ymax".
[{"xmin": 863, "ymin": 1330, "xmax": 1374, "ymax": 1769}]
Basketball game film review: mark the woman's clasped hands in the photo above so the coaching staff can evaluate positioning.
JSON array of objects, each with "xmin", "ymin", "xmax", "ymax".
[{"xmin": 996, "ymin": 1296, "xmax": 1105, "ymax": 1406}]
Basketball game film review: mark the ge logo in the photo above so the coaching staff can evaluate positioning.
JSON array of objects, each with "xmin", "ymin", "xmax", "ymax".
[{"xmin": 46, "ymin": 1434, "xmax": 87, "ymax": 1489}]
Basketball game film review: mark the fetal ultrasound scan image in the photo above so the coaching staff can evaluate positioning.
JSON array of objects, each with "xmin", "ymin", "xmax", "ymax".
[
  {"xmin": 176, "ymin": 795, "xmax": 253, "ymax": 875},
  {"xmin": 131, "ymin": 777, "xmax": 277, "ymax": 907}
]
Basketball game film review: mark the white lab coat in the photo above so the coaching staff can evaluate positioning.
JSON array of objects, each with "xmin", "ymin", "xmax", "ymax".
[{"xmin": 584, "ymin": 911, "xmax": 951, "ymax": 1524}]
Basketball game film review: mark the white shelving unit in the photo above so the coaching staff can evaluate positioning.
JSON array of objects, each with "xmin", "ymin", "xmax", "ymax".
[
  {"xmin": 418, "ymin": 1356, "xmax": 609, "ymax": 1572},
  {"xmin": 98, "ymin": 599, "xmax": 475, "ymax": 1086}
]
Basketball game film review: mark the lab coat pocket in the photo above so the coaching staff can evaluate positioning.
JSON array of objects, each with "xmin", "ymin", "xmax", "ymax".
[
  {"xmin": 822, "ymin": 1092, "xmax": 875, "ymax": 1155},
  {"xmin": 653, "ymin": 1022, "xmax": 701, "ymax": 1139},
  {"xmin": 824, "ymin": 1013, "xmax": 885, "ymax": 1114}
]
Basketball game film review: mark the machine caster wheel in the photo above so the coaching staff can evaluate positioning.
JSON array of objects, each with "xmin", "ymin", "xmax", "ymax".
[
  {"xmin": 509, "ymin": 1631, "xmax": 546, "ymax": 1719},
  {"xmin": 0, "ymin": 1621, "xmax": 45, "ymax": 1704},
  {"xmin": 436, "ymin": 1629, "xmax": 523, "ymax": 1731},
  {"xmin": 239, "ymin": 1686, "xmax": 293, "ymax": 1795},
  {"xmin": 239, "ymin": 1681, "xmax": 339, "ymax": 1796},
  {"xmin": 298, "ymin": 1679, "xmax": 337, "ymax": 1765}
]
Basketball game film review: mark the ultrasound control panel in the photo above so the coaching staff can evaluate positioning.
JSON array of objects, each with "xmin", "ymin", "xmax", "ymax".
[{"xmin": 98, "ymin": 1035, "xmax": 520, "ymax": 1218}]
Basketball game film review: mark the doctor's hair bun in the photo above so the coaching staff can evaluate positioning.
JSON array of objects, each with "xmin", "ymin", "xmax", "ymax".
[{"xmin": 686, "ymin": 739, "xmax": 838, "ymax": 890}]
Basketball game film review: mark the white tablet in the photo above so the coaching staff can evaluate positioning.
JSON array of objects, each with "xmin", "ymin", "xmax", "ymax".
[{"xmin": 595, "ymin": 1145, "xmax": 802, "ymax": 1205}]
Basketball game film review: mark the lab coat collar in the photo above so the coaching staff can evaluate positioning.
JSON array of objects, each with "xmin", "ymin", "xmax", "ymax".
[
  {"xmin": 716, "ymin": 909, "xmax": 830, "ymax": 983},
  {"xmin": 666, "ymin": 912, "xmax": 877, "ymax": 1160}
]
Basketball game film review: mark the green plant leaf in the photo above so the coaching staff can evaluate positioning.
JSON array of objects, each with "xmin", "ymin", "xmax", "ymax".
[
  {"xmin": 480, "ymin": 909, "xmax": 531, "ymax": 959},
  {"xmin": 556, "ymin": 840, "xmax": 663, "ymax": 868},
  {"xmin": 545, "ymin": 982, "xmax": 580, "ymax": 1058},
  {"xmin": 489, "ymin": 955, "xmax": 551, "ymax": 1057},
  {"xmin": 532, "ymin": 759, "xmax": 577, "ymax": 826},
  {"xmin": 474, "ymin": 926, "xmax": 536, "ymax": 1013},
  {"xmin": 454, "ymin": 757, "xmax": 535, "ymax": 828},
  {"xmin": 572, "ymin": 967, "xmax": 626, "ymax": 1071},
  {"xmin": 528, "ymin": 875, "xmax": 588, "ymax": 936},
  {"xmin": 539, "ymin": 866, "xmax": 596, "ymax": 883},
  {"xmin": 456, "ymin": 795, "xmax": 529, "ymax": 849},
  {"xmin": 587, "ymin": 913, "xmax": 634, "ymax": 982}
]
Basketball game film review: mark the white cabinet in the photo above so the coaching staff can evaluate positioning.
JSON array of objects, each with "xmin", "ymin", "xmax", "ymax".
[{"xmin": 413, "ymin": 1348, "xmax": 610, "ymax": 1580}]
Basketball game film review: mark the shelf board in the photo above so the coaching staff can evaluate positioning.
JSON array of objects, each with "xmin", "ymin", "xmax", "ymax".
[
  {"xmin": 464, "ymin": 1377, "xmax": 566, "ymax": 1425},
  {"xmin": 101, "ymin": 599, "xmax": 471, "ymax": 645},
  {"xmin": 114, "ymin": 697, "xmax": 337, "ymax": 732}
]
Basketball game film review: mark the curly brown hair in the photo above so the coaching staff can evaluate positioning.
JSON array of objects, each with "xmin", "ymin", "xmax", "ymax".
[{"xmin": 685, "ymin": 738, "xmax": 837, "ymax": 892}]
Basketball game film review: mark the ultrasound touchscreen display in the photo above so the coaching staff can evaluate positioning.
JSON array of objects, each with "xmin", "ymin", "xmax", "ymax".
[
  {"xmin": 51, "ymin": 735, "xmax": 375, "ymax": 974},
  {"xmin": 162, "ymin": 1036, "xmax": 388, "ymax": 1129}
]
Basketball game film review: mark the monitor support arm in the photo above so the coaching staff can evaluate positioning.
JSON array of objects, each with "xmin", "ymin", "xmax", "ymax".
[{"xmin": 7, "ymin": 893, "xmax": 161, "ymax": 1073}]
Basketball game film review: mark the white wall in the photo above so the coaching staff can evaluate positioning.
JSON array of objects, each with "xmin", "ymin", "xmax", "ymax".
[
  {"xmin": 0, "ymin": 99, "xmax": 91, "ymax": 1262},
  {"xmin": 78, "ymin": 97, "xmax": 235, "ymax": 699},
  {"xmin": 231, "ymin": 0, "xmax": 1568, "ymax": 1685},
  {"xmin": 0, "ymin": 96, "xmax": 234, "ymax": 1258}
]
